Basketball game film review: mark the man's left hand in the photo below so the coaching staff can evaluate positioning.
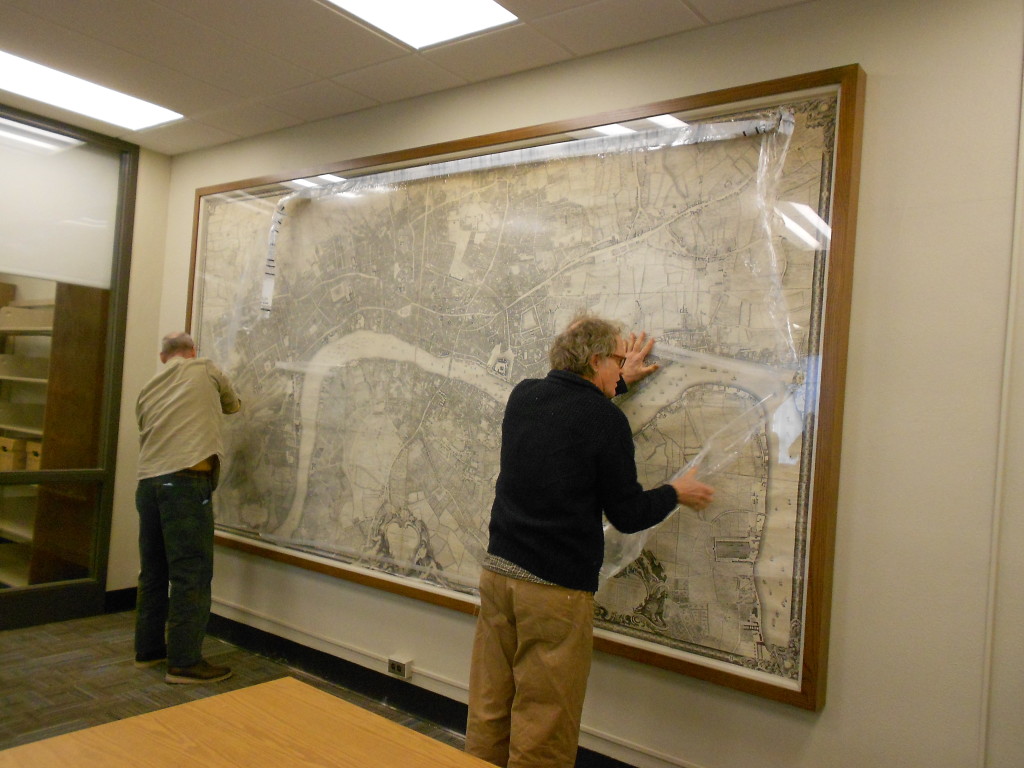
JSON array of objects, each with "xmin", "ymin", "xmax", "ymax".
[{"xmin": 621, "ymin": 331, "xmax": 659, "ymax": 385}]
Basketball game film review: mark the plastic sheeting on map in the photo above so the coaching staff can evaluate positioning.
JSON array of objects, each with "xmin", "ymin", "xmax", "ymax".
[
  {"xmin": 599, "ymin": 391, "xmax": 778, "ymax": 585},
  {"xmin": 250, "ymin": 108, "xmax": 807, "ymax": 587},
  {"xmin": 597, "ymin": 110, "xmax": 801, "ymax": 586},
  {"xmin": 261, "ymin": 111, "xmax": 795, "ymax": 335}
]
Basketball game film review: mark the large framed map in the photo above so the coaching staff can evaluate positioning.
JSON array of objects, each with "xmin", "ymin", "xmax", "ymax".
[{"xmin": 189, "ymin": 66, "xmax": 864, "ymax": 710}]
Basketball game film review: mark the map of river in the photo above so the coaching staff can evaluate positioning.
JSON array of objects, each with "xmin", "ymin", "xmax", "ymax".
[{"xmin": 193, "ymin": 96, "xmax": 838, "ymax": 684}]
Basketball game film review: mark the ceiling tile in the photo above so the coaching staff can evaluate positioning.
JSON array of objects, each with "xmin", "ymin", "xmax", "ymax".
[
  {"xmin": 155, "ymin": 0, "xmax": 410, "ymax": 77},
  {"xmin": 497, "ymin": 0, "xmax": 605, "ymax": 20},
  {"xmin": 7, "ymin": 0, "xmax": 316, "ymax": 97},
  {"xmin": 530, "ymin": 0, "xmax": 704, "ymax": 56},
  {"xmin": 125, "ymin": 119, "xmax": 240, "ymax": 155},
  {"xmin": 192, "ymin": 101, "xmax": 305, "ymax": 138},
  {"xmin": 423, "ymin": 24, "xmax": 573, "ymax": 83},
  {"xmin": 100, "ymin": 64, "xmax": 237, "ymax": 116},
  {"xmin": 5, "ymin": 0, "xmax": 141, "ymax": 41},
  {"xmin": 333, "ymin": 56, "xmax": 467, "ymax": 104},
  {"xmin": 685, "ymin": 0, "xmax": 811, "ymax": 24},
  {"xmin": 261, "ymin": 80, "xmax": 379, "ymax": 122},
  {"xmin": 0, "ymin": 5, "xmax": 234, "ymax": 113}
]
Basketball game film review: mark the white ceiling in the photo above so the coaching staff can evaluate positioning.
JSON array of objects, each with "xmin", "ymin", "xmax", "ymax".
[{"xmin": 0, "ymin": 0, "xmax": 810, "ymax": 155}]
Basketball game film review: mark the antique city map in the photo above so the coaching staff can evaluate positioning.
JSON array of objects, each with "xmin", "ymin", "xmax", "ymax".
[{"xmin": 192, "ymin": 96, "xmax": 838, "ymax": 686}]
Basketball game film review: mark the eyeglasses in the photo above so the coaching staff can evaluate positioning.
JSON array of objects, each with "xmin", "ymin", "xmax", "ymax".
[{"xmin": 608, "ymin": 354, "xmax": 626, "ymax": 369}]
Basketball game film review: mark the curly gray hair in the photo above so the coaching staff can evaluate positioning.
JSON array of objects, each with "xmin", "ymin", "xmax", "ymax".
[{"xmin": 548, "ymin": 313, "xmax": 623, "ymax": 378}]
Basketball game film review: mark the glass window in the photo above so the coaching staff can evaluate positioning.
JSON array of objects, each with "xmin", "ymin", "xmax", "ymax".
[{"xmin": 0, "ymin": 107, "xmax": 134, "ymax": 605}]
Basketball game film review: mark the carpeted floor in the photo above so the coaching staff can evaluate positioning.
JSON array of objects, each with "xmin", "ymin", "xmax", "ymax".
[{"xmin": 0, "ymin": 610, "xmax": 464, "ymax": 753}]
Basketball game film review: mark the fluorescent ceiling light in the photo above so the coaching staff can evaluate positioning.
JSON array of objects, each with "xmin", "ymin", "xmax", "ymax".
[
  {"xmin": 325, "ymin": 0, "xmax": 517, "ymax": 49},
  {"xmin": 0, "ymin": 51, "xmax": 182, "ymax": 131}
]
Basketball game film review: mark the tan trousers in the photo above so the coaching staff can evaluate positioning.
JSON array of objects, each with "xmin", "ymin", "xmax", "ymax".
[{"xmin": 466, "ymin": 569, "xmax": 594, "ymax": 768}]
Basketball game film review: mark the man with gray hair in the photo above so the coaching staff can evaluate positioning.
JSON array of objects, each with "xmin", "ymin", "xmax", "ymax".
[
  {"xmin": 466, "ymin": 313, "xmax": 714, "ymax": 767},
  {"xmin": 133, "ymin": 332, "xmax": 241, "ymax": 684}
]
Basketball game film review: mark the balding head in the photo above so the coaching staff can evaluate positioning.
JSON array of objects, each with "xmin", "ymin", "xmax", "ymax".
[{"xmin": 159, "ymin": 332, "xmax": 197, "ymax": 363}]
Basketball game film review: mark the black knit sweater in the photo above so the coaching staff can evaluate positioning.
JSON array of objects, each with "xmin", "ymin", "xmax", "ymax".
[{"xmin": 487, "ymin": 369, "xmax": 678, "ymax": 593}]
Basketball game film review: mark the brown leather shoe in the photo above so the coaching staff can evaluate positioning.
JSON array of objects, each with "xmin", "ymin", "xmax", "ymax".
[{"xmin": 165, "ymin": 660, "xmax": 232, "ymax": 684}]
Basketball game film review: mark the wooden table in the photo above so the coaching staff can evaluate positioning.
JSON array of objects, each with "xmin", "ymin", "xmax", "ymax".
[{"xmin": 0, "ymin": 677, "xmax": 490, "ymax": 767}]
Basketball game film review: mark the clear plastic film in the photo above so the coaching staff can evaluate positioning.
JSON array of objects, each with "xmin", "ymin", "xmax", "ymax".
[
  {"xmin": 598, "ymin": 111, "xmax": 799, "ymax": 587},
  {"xmin": 194, "ymin": 104, "xmax": 816, "ymax": 600},
  {"xmin": 259, "ymin": 113, "xmax": 791, "ymax": 317},
  {"xmin": 600, "ymin": 391, "xmax": 780, "ymax": 584},
  {"xmin": 753, "ymin": 111, "xmax": 798, "ymax": 366},
  {"xmin": 191, "ymin": 92, "xmax": 844, "ymax": 681}
]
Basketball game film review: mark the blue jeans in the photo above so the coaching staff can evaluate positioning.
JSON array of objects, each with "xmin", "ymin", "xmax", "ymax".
[{"xmin": 134, "ymin": 470, "xmax": 215, "ymax": 668}]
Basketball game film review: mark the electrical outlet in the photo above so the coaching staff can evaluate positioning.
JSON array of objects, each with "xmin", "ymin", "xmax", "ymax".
[{"xmin": 387, "ymin": 656, "xmax": 413, "ymax": 679}]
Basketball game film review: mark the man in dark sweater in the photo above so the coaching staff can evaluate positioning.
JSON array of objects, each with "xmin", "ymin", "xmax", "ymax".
[{"xmin": 466, "ymin": 314, "xmax": 714, "ymax": 768}]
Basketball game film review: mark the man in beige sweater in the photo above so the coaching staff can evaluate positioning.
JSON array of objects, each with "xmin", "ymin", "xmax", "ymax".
[{"xmin": 133, "ymin": 332, "xmax": 241, "ymax": 684}]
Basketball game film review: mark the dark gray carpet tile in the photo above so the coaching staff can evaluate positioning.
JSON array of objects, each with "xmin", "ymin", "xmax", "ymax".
[{"xmin": 0, "ymin": 611, "xmax": 466, "ymax": 753}]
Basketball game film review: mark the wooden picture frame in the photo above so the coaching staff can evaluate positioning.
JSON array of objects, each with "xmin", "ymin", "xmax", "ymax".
[{"xmin": 190, "ymin": 65, "xmax": 865, "ymax": 710}]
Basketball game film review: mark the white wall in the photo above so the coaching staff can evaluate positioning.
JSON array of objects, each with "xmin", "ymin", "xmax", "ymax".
[
  {"xmin": 987, "ymin": 83, "xmax": 1024, "ymax": 768},
  {"xmin": 110, "ymin": 0, "xmax": 1024, "ymax": 765},
  {"xmin": 107, "ymin": 148, "xmax": 170, "ymax": 590}
]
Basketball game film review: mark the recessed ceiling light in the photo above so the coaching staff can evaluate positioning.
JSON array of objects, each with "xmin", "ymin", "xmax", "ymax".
[
  {"xmin": 0, "ymin": 50, "xmax": 182, "ymax": 131},
  {"xmin": 325, "ymin": 0, "xmax": 517, "ymax": 49}
]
